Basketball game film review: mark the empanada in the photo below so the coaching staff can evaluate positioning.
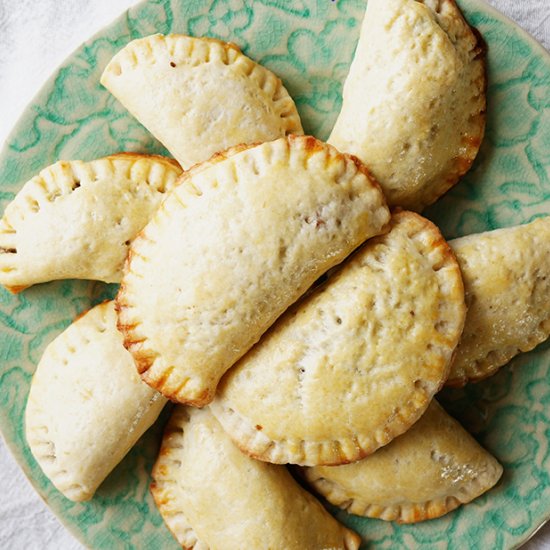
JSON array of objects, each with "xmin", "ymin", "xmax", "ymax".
[
  {"xmin": 116, "ymin": 135, "xmax": 390, "ymax": 407},
  {"xmin": 25, "ymin": 301, "xmax": 167, "ymax": 501},
  {"xmin": 101, "ymin": 34, "xmax": 303, "ymax": 169},
  {"xmin": 210, "ymin": 212, "xmax": 466, "ymax": 466},
  {"xmin": 328, "ymin": 0, "xmax": 486, "ymax": 210},
  {"xmin": 303, "ymin": 401, "xmax": 503, "ymax": 523},
  {"xmin": 447, "ymin": 216, "xmax": 550, "ymax": 386},
  {"xmin": 151, "ymin": 406, "xmax": 361, "ymax": 550},
  {"xmin": 0, "ymin": 153, "xmax": 182, "ymax": 292}
]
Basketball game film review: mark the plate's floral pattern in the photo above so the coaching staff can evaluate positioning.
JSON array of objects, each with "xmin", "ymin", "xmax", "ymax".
[{"xmin": 0, "ymin": 1, "xmax": 549, "ymax": 548}]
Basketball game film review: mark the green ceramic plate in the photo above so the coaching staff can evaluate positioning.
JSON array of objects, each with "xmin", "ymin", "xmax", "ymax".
[{"xmin": 0, "ymin": 0, "xmax": 549, "ymax": 548}]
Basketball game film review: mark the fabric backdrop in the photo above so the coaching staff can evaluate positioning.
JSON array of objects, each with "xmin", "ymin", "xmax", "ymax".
[{"xmin": 0, "ymin": 0, "xmax": 548, "ymax": 548}]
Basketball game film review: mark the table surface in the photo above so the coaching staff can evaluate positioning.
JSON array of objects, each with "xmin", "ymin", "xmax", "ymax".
[{"xmin": 0, "ymin": 0, "xmax": 549, "ymax": 548}]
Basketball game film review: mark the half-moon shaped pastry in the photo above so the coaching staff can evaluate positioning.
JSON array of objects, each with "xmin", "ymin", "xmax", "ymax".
[
  {"xmin": 101, "ymin": 34, "xmax": 303, "ymax": 169},
  {"xmin": 303, "ymin": 401, "xmax": 503, "ymax": 523},
  {"xmin": 328, "ymin": 0, "xmax": 486, "ymax": 211},
  {"xmin": 210, "ymin": 212, "xmax": 466, "ymax": 466},
  {"xmin": 25, "ymin": 301, "xmax": 167, "ymax": 501},
  {"xmin": 116, "ymin": 135, "xmax": 390, "ymax": 407},
  {"xmin": 447, "ymin": 216, "xmax": 550, "ymax": 386},
  {"xmin": 0, "ymin": 154, "xmax": 182, "ymax": 292},
  {"xmin": 151, "ymin": 406, "xmax": 361, "ymax": 549}
]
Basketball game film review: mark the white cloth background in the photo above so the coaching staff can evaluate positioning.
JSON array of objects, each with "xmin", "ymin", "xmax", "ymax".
[{"xmin": 0, "ymin": 0, "xmax": 548, "ymax": 548}]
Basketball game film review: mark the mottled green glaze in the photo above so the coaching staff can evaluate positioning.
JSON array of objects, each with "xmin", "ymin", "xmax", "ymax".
[{"xmin": 0, "ymin": 1, "xmax": 549, "ymax": 548}]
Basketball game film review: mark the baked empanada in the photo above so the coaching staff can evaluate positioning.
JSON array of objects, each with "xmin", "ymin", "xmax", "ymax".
[
  {"xmin": 210, "ymin": 212, "xmax": 465, "ymax": 466},
  {"xmin": 0, "ymin": 154, "xmax": 182, "ymax": 292},
  {"xmin": 151, "ymin": 406, "xmax": 361, "ymax": 550},
  {"xmin": 303, "ymin": 401, "xmax": 503, "ymax": 523},
  {"xmin": 328, "ymin": 0, "xmax": 486, "ymax": 210},
  {"xmin": 25, "ymin": 301, "xmax": 167, "ymax": 501},
  {"xmin": 101, "ymin": 34, "xmax": 303, "ymax": 169},
  {"xmin": 447, "ymin": 216, "xmax": 550, "ymax": 386},
  {"xmin": 116, "ymin": 135, "xmax": 390, "ymax": 407}
]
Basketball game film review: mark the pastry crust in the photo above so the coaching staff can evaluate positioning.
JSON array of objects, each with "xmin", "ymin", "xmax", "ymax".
[
  {"xmin": 116, "ymin": 135, "xmax": 390, "ymax": 407},
  {"xmin": 328, "ymin": 0, "xmax": 486, "ymax": 211},
  {"xmin": 151, "ymin": 406, "xmax": 361, "ymax": 550},
  {"xmin": 210, "ymin": 211, "xmax": 466, "ymax": 466},
  {"xmin": 303, "ymin": 401, "xmax": 503, "ymax": 523},
  {"xmin": 0, "ymin": 154, "xmax": 182, "ymax": 292},
  {"xmin": 25, "ymin": 301, "xmax": 167, "ymax": 501},
  {"xmin": 101, "ymin": 34, "xmax": 303, "ymax": 169},
  {"xmin": 447, "ymin": 216, "xmax": 550, "ymax": 386}
]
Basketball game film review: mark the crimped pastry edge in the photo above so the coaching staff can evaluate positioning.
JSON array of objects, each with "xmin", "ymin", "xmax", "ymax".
[
  {"xmin": 25, "ymin": 301, "xmax": 166, "ymax": 502},
  {"xmin": 411, "ymin": 0, "xmax": 487, "ymax": 210},
  {"xmin": 446, "ymin": 217, "xmax": 550, "ymax": 387},
  {"xmin": 150, "ymin": 407, "xmax": 207, "ymax": 550},
  {"xmin": 116, "ymin": 134, "xmax": 390, "ymax": 407},
  {"xmin": 151, "ymin": 406, "xmax": 362, "ymax": 549},
  {"xmin": 0, "ymin": 153, "xmax": 183, "ymax": 293},
  {"xmin": 328, "ymin": 0, "xmax": 487, "ymax": 211},
  {"xmin": 210, "ymin": 211, "xmax": 466, "ymax": 466},
  {"xmin": 301, "ymin": 401, "xmax": 504, "ymax": 523},
  {"xmin": 100, "ymin": 33, "xmax": 304, "ymax": 142}
]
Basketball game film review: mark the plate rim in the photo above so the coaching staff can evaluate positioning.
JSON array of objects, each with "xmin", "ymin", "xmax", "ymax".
[{"xmin": 0, "ymin": 0, "xmax": 549, "ymax": 548}]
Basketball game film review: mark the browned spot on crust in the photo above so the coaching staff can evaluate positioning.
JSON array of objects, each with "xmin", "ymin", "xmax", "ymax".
[
  {"xmin": 445, "ymin": 375, "xmax": 468, "ymax": 388},
  {"xmin": 289, "ymin": 134, "xmax": 326, "ymax": 155},
  {"xmin": 305, "ymin": 212, "xmax": 326, "ymax": 228},
  {"xmin": 4, "ymin": 284, "xmax": 28, "ymax": 294},
  {"xmin": 394, "ymin": 498, "xmax": 461, "ymax": 524},
  {"xmin": 347, "ymin": 153, "xmax": 388, "ymax": 201},
  {"xmin": 156, "ymin": 465, "xmax": 168, "ymax": 478},
  {"xmin": 469, "ymin": 20, "xmax": 488, "ymax": 63},
  {"xmin": 290, "ymin": 135, "xmax": 388, "ymax": 210},
  {"xmin": 72, "ymin": 299, "xmax": 111, "ymax": 323},
  {"xmin": 236, "ymin": 443, "xmax": 269, "ymax": 463},
  {"xmin": 224, "ymin": 41, "xmax": 242, "ymax": 54},
  {"xmin": 174, "ymin": 388, "xmax": 213, "ymax": 408},
  {"xmin": 150, "ymin": 481, "xmax": 196, "ymax": 550},
  {"xmin": 115, "ymin": 319, "xmax": 139, "ymax": 335},
  {"xmin": 462, "ymin": 133, "xmax": 483, "ymax": 151},
  {"xmin": 454, "ymin": 154, "xmax": 476, "ymax": 176},
  {"xmin": 131, "ymin": 353, "xmax": 155, "ymax": 375},
  {"xmin": 106, "ymin": 152, "xmax": 183, "ymax": 171},
  {"xmin": 152, "ymin": 365, "xmax": 176, "ymax": 390}
]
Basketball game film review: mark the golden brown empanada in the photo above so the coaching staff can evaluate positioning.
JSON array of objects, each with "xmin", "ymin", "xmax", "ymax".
[
  {"xmin": 210, "ymin": 212, "xmax": 466, "ymax": 466},
  {"xmin": 448, "ymin": 216, "xmax": 550, "ymax": 386},
  {"xmin": 0, "ymin": 154, "xmax": 182, "ymax": 292},
  {"xmin": 116, "ymin": 135, "xmax": 390, "ymax": 407},
  {"xmin": 101, "ymin": 34, "xmax": 303, "ymax": 169},
  {"xmin": 25, "ymin": 301, "xmax": 167, "ymax": 501},
  {"xmin": 151, "ymin": 406, "xmax": 361, "ymax": 549},
  {"xmin": 303, "ymin": 401, "xmax": 503, "ymax": 523},
  {"xmin": 328, "ymin": 0, "xmax": 486, "ymax": 210}
]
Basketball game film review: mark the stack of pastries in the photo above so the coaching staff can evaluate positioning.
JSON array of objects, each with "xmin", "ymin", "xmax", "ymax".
[{"xmin": 2, "ymin": 0, "xmax": 549, "ymax": 548}]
